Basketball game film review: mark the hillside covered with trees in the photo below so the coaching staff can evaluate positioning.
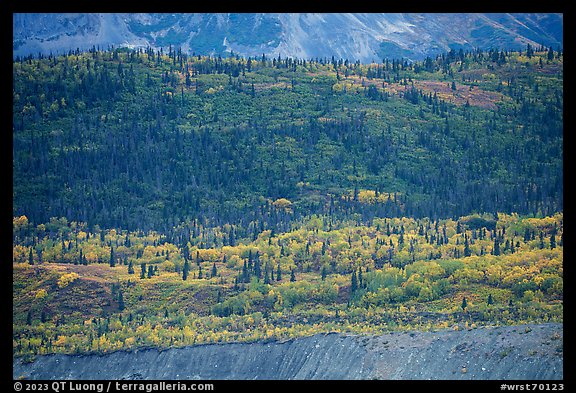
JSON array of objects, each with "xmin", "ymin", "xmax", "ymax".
[{"xmin": 13, "ymin": 45, "xmax": 563, "ymax": 360}]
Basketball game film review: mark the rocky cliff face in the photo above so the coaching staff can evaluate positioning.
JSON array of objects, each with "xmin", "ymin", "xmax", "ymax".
[
  {"xmin": 13, "ymin": 13, "xmax": 563, "ymax": 62},
  {"xmin": 13, "ymin": 324, "xmax": 563, "ymax": 380}
]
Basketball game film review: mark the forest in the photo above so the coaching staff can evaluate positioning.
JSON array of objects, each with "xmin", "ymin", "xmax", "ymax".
[
  {"xmin": 13, "ymin": 212, "xmax": 563, "ymax": 359},
  {"xmin": 12, "ymin": 44, "xmax": 563, "ymax": 359},
  {"xmin": 13, "ymin": 45, "xmax": 562, "ymax": 232}
]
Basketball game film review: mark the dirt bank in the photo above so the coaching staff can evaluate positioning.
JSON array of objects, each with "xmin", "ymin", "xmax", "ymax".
[{"xmin": 13, "ymin": 323, "xmax": 562, "ymax": 380}]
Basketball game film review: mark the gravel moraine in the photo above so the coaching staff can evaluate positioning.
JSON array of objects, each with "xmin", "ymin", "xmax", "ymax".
[{"xmin": 13, "ymin": 323, "xmax": 563, "ymax": 380}]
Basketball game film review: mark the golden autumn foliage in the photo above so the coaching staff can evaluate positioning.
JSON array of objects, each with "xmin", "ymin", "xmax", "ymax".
[
  {"xmin": 272, "ymin": 198, "xmax": 293, "ymax": 211},
  {"xmin": 57, "ymin": 272, "xmax": 79, "ymax": 289},
  {"xmin": 12, "ymin": 212, "xmax": 563, "ymax": 358}
]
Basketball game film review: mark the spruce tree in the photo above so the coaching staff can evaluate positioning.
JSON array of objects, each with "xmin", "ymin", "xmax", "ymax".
[
  {"xmin": 182, "ymin": 258, "xmax": 189, "ymax": 280},
  {"xmin": 254, "ymin": 257, "xmax": 261, "ymax": 280},
  {"xmin": 526, "ymin": 43, "xmax": 534, "ymax": 58},
  {"xmin": 242, "ymin": 260, "xmax": 249, "ymax": 283},
  {"xmin": 118, "ymin": 289, "xmax": 125, "ymax": 311},
  {"xmin": 351, "ymin": 269, "xmax": 358, "ymax": 293},
  {"xmin": 464, "ymin": 235, "xmax": 471, "ymax": 257},
  {"xmin": 109, "ymin": 247, "xmax": 116, "ymax": 267},
  {"xmin": 492, "ymin": 238, "xmax": 500, "ymax": 256},
  {"xmin": 264, "ymin": 263, "xmax": 271, "ymax": 285},
  {"xmin": 524, "ymin": 228, "xmax": 531, "ymax": 242}
]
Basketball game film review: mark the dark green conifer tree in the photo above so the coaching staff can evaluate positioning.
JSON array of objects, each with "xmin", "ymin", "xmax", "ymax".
[
  {"xmin": 109, "ymin": 247, "xmax": 116, "ymax": 267},
  {"xmin": 464, "ymin": 235, "xmax": 471, "ymax": 257},
  {"xmin": 550, "ymin": 229, "xmax": 556, "ymax": 249},
  {"xmin": 182, "ymin": 257, "xmax": 190, "ymax": 280},
  {"xmin": 351, "ymin": 269, "xmax": 358, "ymax": 293},
  {"xmin": 492, "ymin": 238, "xmax": 500, "ymax": 256},
  {"xmin": 118, "ymin": 289, "xmax": 125, "ymax": 311},
  {"xmin": 321, "ymin": 265, "xmax": 328, "ymax": 281}
]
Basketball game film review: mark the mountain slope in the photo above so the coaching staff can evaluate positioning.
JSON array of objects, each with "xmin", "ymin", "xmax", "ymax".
[
  {"xmin": 12, "ymin": 44, "xmax": 563, "ymax": 231},
  {"xmin": 13, "ymin": 13, "xmax": 563, "ymax": 61}
]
